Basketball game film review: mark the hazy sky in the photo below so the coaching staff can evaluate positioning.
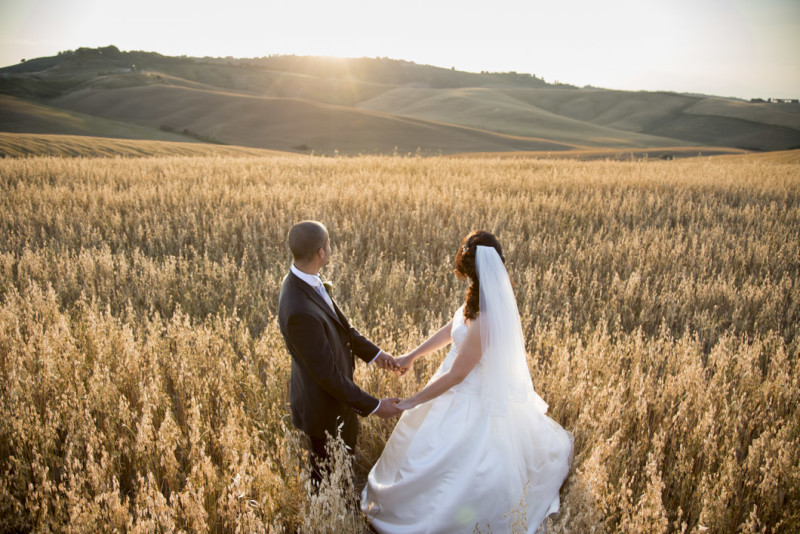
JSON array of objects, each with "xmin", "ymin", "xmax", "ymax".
[{"xmin": 1, "ymin": 0, "xmax": 797, "ymax": 99}]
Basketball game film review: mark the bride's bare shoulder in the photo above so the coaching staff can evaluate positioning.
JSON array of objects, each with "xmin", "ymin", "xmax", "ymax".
[{"xmin": 463, "ymin": 313, "xmax": 483, "ymax": 338}]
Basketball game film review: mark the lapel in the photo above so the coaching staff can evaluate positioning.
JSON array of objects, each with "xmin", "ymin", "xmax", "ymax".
[{"xmin": 289, "ymin": 272, "xmax": 347, "ymax": 330}]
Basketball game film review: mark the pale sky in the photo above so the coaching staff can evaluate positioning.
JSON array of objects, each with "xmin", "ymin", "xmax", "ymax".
[{"xmin": 1, "ymin": 0, "xmax": 797, "ymax": 99}]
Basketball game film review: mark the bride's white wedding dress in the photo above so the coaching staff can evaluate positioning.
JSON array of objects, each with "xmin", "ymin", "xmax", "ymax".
[{"xmin": 361, "ymin": 299, "xmax": 574, "ymax": 533}]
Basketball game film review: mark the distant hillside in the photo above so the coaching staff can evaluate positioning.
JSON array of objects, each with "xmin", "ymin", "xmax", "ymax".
[
  {"xmin": 496, "ymin": 89, "xmax": 800, "ymax": 152},
  {"xmin": 1, "ymin": 45, "xmax": 799, "ymax": 155},
  {"xmin": 357, "ymin": 87, "xmax": 690, "ymax": 148},
  {"xmin": 0, "ymin": 94, "xmax": 193, "ymax": 142},
  {"xmin": 53, "ymin": 84, "xmax": 577, "ymax": 154},
  {"xmin": 0, "ymin": 132, "xmax": 291, "ymax": 158},
  {"xmin": 234, "ymin": 55, "xmax": 565, "ymax": 89},
  {"xmin": 0, "ymin": 45, "xmax": 565, "ymax": 96}
]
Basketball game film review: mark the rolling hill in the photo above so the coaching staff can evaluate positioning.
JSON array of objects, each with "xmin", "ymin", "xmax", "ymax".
[
  {"xmin": 356, "ymin": 87, "xmax": 689, "ymax": 148},
  {"xmin": 0, "ymin": 132, "xmax": 289, "ymax": 158},
  {"xmin": 51, "ymin": 84, "xmax": 577, "ymax": 154},
  {"xmin": 492, "ymin": 89, "xmax": 800, "ymax": 151},
  {"xmin": 0, "ymin": 94, "xmax": 192, "ymax": 142},
  {"xmin": 1, "ymin": 46, "xmax": 798, "ymax": 156}
]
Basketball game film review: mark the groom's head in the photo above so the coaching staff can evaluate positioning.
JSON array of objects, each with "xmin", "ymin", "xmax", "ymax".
[{"xmin": 288, "ymin": 221, "xmax": 330, "ymax": 267}]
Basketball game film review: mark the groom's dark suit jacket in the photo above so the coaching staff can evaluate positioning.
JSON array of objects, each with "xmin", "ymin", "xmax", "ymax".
[{"xmin": 278, "ymin": 271, "xmax": 380, "ymax": 447}]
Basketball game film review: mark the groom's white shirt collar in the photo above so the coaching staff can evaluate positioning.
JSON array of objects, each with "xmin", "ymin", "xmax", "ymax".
[
  {"xmin": 291, "ymin": 263, "xmax": 323, "ymax": 288},
  {"xmin": 289, "ymin": 263, "xmax": 383, "ymax": 402}
]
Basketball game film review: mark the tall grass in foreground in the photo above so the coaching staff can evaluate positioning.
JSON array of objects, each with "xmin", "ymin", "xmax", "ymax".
[{"xmin": 0, "ymin": 155, "xmax": 798, "ymax": 532}]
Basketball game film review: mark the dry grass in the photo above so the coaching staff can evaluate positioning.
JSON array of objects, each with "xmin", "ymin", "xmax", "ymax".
[
  {"xmin": 711, "ymin": 149, "xmax": 800, "ymax": 165},
  {"xmin": 448, "ymin": 146, "xmax": 751, "ymax": 161},
  {"xmin": 0, "ymin": 155, "xmax": 798, "ymax": 532}
]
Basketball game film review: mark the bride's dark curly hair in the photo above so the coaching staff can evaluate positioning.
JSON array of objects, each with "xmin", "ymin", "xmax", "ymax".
[{"xmin": 454, "ymin": 230, "xmax": 505, "ymax": 320}]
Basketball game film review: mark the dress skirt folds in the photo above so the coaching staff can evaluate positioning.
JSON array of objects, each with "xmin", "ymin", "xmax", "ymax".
[{"xmin": 361, "ymin": 307, "xmax": 573, "ymax": 533}]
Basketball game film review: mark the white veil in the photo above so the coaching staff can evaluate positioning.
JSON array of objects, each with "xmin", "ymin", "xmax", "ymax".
[{"xmin": 476, "ymin": 245, "xmax": 549, "ymax": 418}]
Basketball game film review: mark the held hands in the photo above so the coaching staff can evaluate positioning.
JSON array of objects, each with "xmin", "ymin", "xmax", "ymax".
[
  {"xmin": 375, "ymin": 351, "xmax": 402, "ymax": 375},
  {"xmin": 374, "ymin": 397, "xmax": 404, "ymax": 418},
  {"xmin": 372, "ymin": 350, "xmax": 418, "ymax": 418},
  {"xmin": 395, "ymin": 353, "xmax": 416, "ymax": 376},
  {"xmin": 377, "ymin": 351, "xmax": 414, "ymax": 377},
  {"xmin": 375, "ymin": 351, "xmax": 417, "ymax": 377}
]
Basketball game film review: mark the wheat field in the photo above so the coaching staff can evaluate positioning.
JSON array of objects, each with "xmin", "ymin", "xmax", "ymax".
[{"xmin": 0, "ymin": 154, "xmax": 798, "ymax": 532}]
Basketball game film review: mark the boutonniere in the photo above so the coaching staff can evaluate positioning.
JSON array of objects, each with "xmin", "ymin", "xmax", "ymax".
[{"xmin": 322, "ymin": 280, "xmax": 334, "ymax": 295}]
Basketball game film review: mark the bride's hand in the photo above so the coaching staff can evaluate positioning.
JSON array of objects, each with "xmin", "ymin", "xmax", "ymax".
[
  {"xmin": 395, "ymin": 353, "xmax": 415, "ymax": 376},
  {"xmin": 395, "ymin": 398, "xmax": 415, "ymax": 411}
]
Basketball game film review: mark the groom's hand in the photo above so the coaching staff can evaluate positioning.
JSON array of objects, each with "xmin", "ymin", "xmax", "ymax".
[
  {"xmin": 374, "ymin": 397, "xmax": 403, "ymax": 418},
  {"xmin": 375, "ymin": 351, "xmax": 401, "ymax": 374}
]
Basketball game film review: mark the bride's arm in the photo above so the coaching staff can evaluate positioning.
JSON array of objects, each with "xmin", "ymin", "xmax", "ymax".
[
  {"xmin": 396, "ymin": 319, "xmax": 482, "ymax": 410},
  {"xmin": 396, "ymin": 320, "xmax": 453, "ymax": 371}
]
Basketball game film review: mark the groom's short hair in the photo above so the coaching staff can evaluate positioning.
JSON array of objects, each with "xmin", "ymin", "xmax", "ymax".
[{"xmin": 288, "ymin": 221, "xmax": 328, "ymax": 263}]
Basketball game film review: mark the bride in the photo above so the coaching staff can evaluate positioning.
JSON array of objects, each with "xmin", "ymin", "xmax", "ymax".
[{"xmin": 361, "ymin": 231, "xmax": 573, "ymax": 533}]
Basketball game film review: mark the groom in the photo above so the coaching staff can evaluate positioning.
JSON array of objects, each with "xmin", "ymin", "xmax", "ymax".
[{"xmin": 278, "ymin": 221, "xmax": 402, "ymax": 486}]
